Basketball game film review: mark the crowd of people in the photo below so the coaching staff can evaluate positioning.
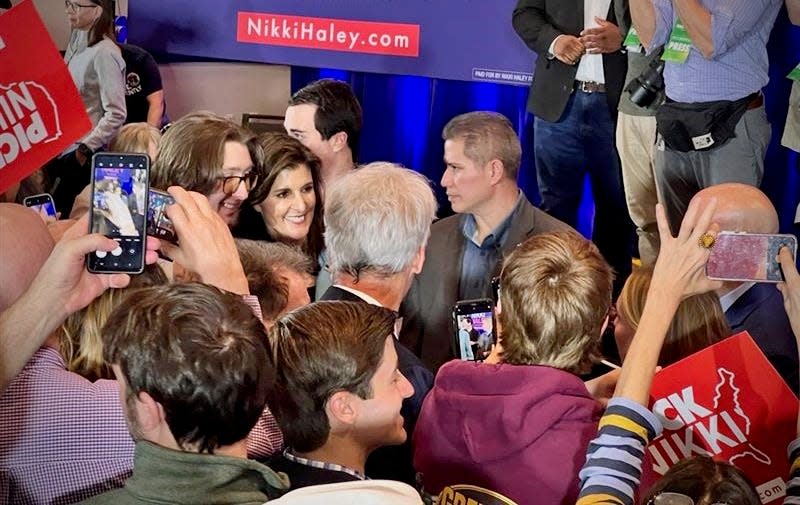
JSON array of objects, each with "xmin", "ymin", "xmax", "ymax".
[{"xmin": 1, "ymin": 0, "xmax": 800, "ymax": 503}]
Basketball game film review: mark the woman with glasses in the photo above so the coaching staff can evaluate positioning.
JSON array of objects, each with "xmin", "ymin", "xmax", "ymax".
[
  {"xmin": 151, "ymin": 112, "xmax": 260, "ymax": 227},
  {"xmin": 234, "ymin": 132, "xmax": 324, "ymax": 265},
  {"xmin": 45, "ymin": 0, "xmax": 126, "ymax": 215},
  {"xmin": 576, "ymin": 200, "xmax": 780, "ymax": 505}
]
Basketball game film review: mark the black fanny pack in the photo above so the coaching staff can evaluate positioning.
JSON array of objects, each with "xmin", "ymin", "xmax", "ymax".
[{"xmin": 655, "ymin": 93, "xmax": 755, "ymax": 152}]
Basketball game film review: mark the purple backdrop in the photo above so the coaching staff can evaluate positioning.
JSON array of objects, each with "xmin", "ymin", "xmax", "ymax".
[{"xmin": 127, "ymin": 0, "xmax": 535, "ymax": 85}]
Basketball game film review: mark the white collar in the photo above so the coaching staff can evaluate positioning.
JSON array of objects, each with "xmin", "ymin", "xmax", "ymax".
[{"xmin": 718, "ymin": 282, "xmax": 756, "ymax": 313}]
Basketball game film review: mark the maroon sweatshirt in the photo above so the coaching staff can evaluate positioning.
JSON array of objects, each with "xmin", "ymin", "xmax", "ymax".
[{"xmin": 413, "ymin": 360, "xmax": 602, "ymax": 505}]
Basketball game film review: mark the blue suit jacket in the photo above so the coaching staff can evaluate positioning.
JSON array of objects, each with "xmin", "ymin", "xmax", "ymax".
[{"xmin": 725, "ymin": 283, "xmax": 798, "ymax": 394}]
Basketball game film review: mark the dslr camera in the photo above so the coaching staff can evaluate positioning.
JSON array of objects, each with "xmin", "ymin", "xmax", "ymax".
[{"xmin": 625, "ymin": 51, "xmax": 665, "ymax": 108}]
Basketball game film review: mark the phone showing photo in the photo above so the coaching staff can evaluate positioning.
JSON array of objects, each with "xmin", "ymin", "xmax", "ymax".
[
  {"xmin": 23, "ymin": 193, "xmax": 57, "ymax": 222},
  {"xmin": 452, "ymin": 298, "xmax": 496, "ymax": 362},
  {"xmin": 146, "ymin": 188, "xmax": 178, "ymax": 244},
  {"xmin": 87, "ymin": 153, "xmax": 149, "ymax": 274},
  {"xmin": 706, "ymin": 232, "xmax": 797, "ymax": 283}
]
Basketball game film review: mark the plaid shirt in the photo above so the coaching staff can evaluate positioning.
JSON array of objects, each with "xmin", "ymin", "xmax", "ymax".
[
  {"xmin": 283, "ymin": 449, "xmax": 367, "ymax": 481},
  {"xmin": 0, "ymin": 346, "xmax": 134, "ymax": 505},
  {"xmin": 0, "ymin": 296, "xmax": 281, "ymax": 505}
]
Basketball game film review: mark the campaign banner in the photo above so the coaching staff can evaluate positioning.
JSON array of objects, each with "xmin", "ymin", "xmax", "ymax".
[
  {"xmin": 127, "ymin": 0, "xmax": 535, "ymax": 86},
  {"xmin": 0, "ymin": 1, "xmax": 91, "ymax": 193},
  {"xmin": 643, "ymin": 332, "xmax": 797, "ymax": 503}
]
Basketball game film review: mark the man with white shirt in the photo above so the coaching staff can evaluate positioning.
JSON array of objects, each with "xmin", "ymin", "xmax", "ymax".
[
  {"xmin": 691, "ymin": 183, "xmax": 798, "ymax": 393},
  {"xmin": 318, "ymin": 162, "xmax": 437, "ymax": 484},
  {"xmin": 513, "ymin": 0, "xmax": 633, "ymax": 296}
]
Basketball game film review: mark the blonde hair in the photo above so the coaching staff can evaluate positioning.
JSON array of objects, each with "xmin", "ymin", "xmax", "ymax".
[
  {"xmin": 59, "ymin": 264, "xmax": 168, "ymax": 381},
  {"xmin": 617, "ymin": 267, "xmax": 729, "ymax": 366},
  {"xmin": 109, "ymin": 122, "xmax": 161, "ymax": 154},
  {"xmin": 499, "ymin": 231, "xmax": 613, "ymax": 374}
]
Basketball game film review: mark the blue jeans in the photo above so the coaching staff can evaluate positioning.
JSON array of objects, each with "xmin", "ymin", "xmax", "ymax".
[{"xmin": 534, "ymin": 91, "xmax": 633, "ymax": 293}]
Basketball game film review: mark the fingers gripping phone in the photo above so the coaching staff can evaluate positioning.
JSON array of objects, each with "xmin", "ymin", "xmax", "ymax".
[
  {"xmin": 87, "ymin": 153, "xmax": 149, "ymax": 274},
  {"xmin": 706, "ymin": 232, "xmax": 798, "ymax": 283},
  {"xmin": 146, "ymin": 188, "xmax": 178, "ymax": 243},
  {"xmin": 23, "ymin": 193, "xmax": 57, "ymax": 222},
  {"xmin": 452, "ymin": 299, "xmax": 496, "ymax": 362}
]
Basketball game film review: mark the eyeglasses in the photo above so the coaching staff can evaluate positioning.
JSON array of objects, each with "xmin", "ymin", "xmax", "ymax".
[
  {"xmin": 649, "ymin": 493, "xmax": 729, "ymax": 505},
  {"xmin": 220, "ymin": 171, "xmax": 259, "ymax": 195},
  {"xmin": 65, "ymin": 1, "xmax": 99, "ymax": 12}
]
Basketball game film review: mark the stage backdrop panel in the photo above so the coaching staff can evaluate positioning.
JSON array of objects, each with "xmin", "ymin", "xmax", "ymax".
[{"xmin": 127, "ymin": 0, "xmax": 535, "ymax": 86}]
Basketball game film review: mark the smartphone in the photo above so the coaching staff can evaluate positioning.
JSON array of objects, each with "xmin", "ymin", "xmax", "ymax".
[
  {"xmin": 87, "ymin": 153, "xmax": 149, "ymax": 274},
  {"xmin": 490, "ymin": 276, "xmax": 501, "ymax": 306},
  {"xmin": 146, "ymin": 188, "xmax": 178, "ymax": 243},
  {"xmin": 706, "ymin": 232, "xmax": 797, "ymax": 283},
  {"xmin": 452, "ymin": 298, "xmax": 496, "ymax": 361},
  {"xmin": 23, "ymin": 193, "xmax": 57, "ymax": 221}
]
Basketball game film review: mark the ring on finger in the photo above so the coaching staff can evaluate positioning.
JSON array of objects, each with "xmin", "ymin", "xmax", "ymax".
[{"xmin": 699, "ymin": 232, "xmax": 716, "ymax": 249}]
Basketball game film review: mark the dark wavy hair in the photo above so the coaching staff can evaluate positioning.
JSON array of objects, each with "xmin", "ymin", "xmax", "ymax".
[{"xmin": 643, "ymin": 456, "xmax": 760, "ymax": 505}]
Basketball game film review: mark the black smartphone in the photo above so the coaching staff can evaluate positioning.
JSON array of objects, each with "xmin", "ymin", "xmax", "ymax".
[
  {"xmin": 706, "ymin": 232, "xmax": 798, "ymax": 283},
  {"xmin": 87, "ymin": 153, "xmax": 149, "ymax": 274},
  {"xmin": 146, "ymin": 188, "xmax": 178, "ymax": 243},
  {"xmin": 23, "ymin": 193, "xmax": 57, "ymax": 221},
  {"xmin": 452, "ymin": 298, "xmax": 496, "ymax": 361},
  {"xmin": 491, "ymin": 276, "xmax": 501, "ymax": 306}
]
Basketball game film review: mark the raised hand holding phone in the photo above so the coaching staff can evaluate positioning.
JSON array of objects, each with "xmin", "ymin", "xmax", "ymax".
[{"xmin": 159, "ymin": 186, "xmax": 249, "ymax": 295}]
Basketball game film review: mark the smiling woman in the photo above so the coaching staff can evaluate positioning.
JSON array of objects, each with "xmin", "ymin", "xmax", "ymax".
[{"xmin": 233, "ymin": 132, "xmax": 325, "ymax": 263}]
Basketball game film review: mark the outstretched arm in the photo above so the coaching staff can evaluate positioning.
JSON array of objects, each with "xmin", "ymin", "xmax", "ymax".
[{"xmin": 577, "ymin": 199, "xmax": 721, "ymax": 503}]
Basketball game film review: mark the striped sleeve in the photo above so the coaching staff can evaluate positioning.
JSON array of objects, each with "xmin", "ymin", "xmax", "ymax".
[
  {"xmin": 577, "ymin": 398, "xmax": 662, "ymax": 505},
  {"xmin": 785, "ymin": 438, "xmax": 800, "ymax": 504}
]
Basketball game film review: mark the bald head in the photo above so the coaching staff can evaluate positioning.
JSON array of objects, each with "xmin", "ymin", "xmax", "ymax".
[
  {"xmin": 0, "ymin": 204, "xmax": 54, "ymax": 311},
  {"xmin": 690, "ymin": 183, "xmax": 778, "ymax": 234}
]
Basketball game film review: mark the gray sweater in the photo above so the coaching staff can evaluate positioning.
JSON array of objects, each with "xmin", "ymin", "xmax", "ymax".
[{"xmin": 65, "ymin": 31, "xmax": 126, "ymax": 151}]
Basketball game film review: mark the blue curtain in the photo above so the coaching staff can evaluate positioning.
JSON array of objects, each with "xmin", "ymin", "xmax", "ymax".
[{"xmin": 292, "ymin": 9, "xmax": 800, "ymax": 239}]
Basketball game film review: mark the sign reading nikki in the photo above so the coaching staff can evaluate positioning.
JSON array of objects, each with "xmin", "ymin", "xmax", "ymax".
[
  {"xmin": 643, "ymin": 332, "xmax": 797, "ymax": 503},
  {"xmin": 0, "ymin": 0, "xmax": 91, "ymax": 193}
]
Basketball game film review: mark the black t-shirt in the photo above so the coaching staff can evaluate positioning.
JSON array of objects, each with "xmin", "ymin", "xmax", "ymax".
[{"xmin": 120, "ymin": 44, "xmax": 164, "ymax": 125}]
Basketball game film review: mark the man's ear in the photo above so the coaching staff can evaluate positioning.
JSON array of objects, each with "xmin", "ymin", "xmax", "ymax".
[
  {"xmin": 135, "ymin": 391, "xmax": 166, "ymax": 432},
  {"xmin": 487, "ymin": 159, "xmax": 506, "ymax": 186},
  {"xmin": 326, "ymin": 391, "xmax": 358, "ymax": 429},
  {"xmin": 410, "ymin": 245, "xmax": 426, "ymax": 275},
  {"xmin": 329, "ymin": 131, "xmax": 349, "ymax": 153}
]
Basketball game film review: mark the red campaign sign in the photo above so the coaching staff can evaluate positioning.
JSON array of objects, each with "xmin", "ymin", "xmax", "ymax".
[
  {"xmin": 642, "ymin": 332, "xmax": 797, "ymax": 503},
  {"xmin": 237, "ymin": 12, "xmax": 420, "ymax": 57},
  {"xmin": 0, "ymin": 0, "xmax": 91, "ymax": 193}
]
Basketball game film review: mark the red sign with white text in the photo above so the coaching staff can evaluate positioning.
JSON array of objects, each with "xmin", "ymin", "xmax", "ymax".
[
  {"xmin": 237, "ymin": 12, "xmax": 420, "ymax": 57},
  {"xmin": 643, "ymin": 332, "xmax": 797, "ymax": 503},
  {"xmin": 0, "ymin": 0, "xmax": 91, "ymax": 193}
]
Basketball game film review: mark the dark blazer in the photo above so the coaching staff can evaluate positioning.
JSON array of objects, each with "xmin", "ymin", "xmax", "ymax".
[
  {"xmin": 399, "ymin": 195, "xmax": 571, "ymax": 372},
  {"xmin": 725, "ymin": 283, "xmax": 798, "ymax": 394},
  {"xmin": 318, "ymin": 286, "xmax": 434, "ymax": 484},
  {"xmin": 512, "ymin": 0, "xmax": 630, "ymax": 121}
]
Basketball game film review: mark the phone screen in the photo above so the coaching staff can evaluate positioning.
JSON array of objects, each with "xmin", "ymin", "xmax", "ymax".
[
  {"xmin": 452, "ymin": 299, "xmax": 495, "ymax": 361},
  {"xmin": 706, "ymin": 232, "xmax": 798, "ymax": 283},
  {"xmin": 146, "ymin": 188, "xmax": 177, "ymax": 243},
  {"xmin": 23, "ymin": 193, "xmax": 57, "ymax": 220},
  {"xmin": 87, "ymin": 153, "xmax": 149, "ymax": 273}
]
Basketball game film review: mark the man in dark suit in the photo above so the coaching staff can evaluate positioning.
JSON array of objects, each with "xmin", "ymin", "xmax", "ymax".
[
  {"xmin": 512, "ymin": 0, "xmax": 634, "ymax": 297},
  {"xmin": 692, "ymin": 183, "xmax": 799, "ymax": 393},
  {"xmin": 400, "ymin": 112, "xmax": 570, "ymax": 372},
  {"xmin": 319, "ymin": 161, "xmax": 438, "ymax": 484}
]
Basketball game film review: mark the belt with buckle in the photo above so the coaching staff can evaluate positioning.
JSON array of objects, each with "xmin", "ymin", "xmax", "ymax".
[{"xmin": 574, "ymin": 80, "xmax": 606, "ymax": 93}]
